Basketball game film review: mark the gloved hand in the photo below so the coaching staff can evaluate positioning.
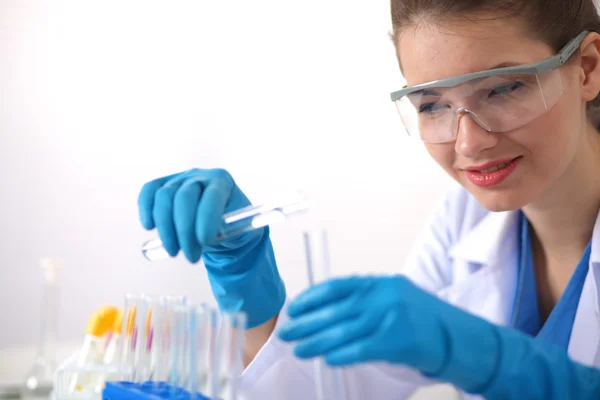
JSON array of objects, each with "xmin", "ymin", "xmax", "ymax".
[
  {"xmin": 278, "ymin": 275, "xmax": 600, "ymax": 400},
  {"xmin": 138, "ymin": 168, "xmax": 286, "ymax": 328}
]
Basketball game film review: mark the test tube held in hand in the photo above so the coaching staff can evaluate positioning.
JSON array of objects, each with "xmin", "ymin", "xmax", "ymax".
[
  {"xmin": 142, "ymin": 191, "xmax": 309, "ymax": 261},
  {"xmin": 303, "ymin": 230, "xmax": 348, "ymax": 400}
]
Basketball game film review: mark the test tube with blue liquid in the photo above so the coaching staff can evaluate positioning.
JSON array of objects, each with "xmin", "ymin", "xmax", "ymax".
[{"xmin": 141, "ymin": 191, "xmax": 309, "ymax": 261}]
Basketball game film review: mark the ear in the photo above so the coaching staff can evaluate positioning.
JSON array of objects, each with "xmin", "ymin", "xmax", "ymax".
[{"xmin": 578, "ymin": 32, "xmax": 600, "ymax": 103}]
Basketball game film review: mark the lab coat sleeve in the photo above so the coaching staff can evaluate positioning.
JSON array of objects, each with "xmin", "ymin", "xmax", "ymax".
[
  {"xmin": 426, "ymin": 305, "xmax": 600, "ymax": 400},
  {"xmin": 481, "ymin": 326, "xmax": 600, "ymax": 399},
  {"xmin": 238, "ymin": 301, "xmax": 438, "ymax": 400},
  {"xmin": 238, "ymin": 185, "xmax": 473, "ymax": 399}
]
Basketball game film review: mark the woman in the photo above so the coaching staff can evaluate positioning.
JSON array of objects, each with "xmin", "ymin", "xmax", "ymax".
[{"xmin": 138, "ymin": 0, "xmax": 600, "ymax": 398}]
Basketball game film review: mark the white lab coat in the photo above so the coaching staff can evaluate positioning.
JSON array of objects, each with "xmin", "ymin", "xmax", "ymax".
[{"xmin": 237, "ymin": 183, "xmax": 600, "ymax": 400}]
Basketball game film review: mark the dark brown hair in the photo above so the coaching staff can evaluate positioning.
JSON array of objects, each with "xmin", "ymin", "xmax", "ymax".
[{"xmin": 390, "ymin": 0, "xmax": 600, "ymax": 114}]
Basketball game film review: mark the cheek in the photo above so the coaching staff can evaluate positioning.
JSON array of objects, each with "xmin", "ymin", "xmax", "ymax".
[{"xmin": 508, "ymin": 92, "xmax": 582, "ymax": 180}]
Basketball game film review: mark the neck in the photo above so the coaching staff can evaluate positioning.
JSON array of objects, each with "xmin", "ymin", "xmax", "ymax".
[{"xmin": 523, "ymin": 125, "xmax": 600, "ymax": 262}]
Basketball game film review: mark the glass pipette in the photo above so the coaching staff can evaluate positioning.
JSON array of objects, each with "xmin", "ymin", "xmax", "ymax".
[{"xmin": 141, "ymin": 192, "xmax": 309, "ymax": 261}]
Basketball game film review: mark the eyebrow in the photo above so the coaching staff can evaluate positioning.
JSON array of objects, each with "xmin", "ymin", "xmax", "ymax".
[
  {"xmin": 406, "ymin": 60, "xmax": 527, "ymax": 94},
  {"xmin": 486, "ymin": 61, "xmax": 524, "ymax": 70},
  {"xmin": 408, "ymin": 88, "xmax": 440, "ymax": 97}
]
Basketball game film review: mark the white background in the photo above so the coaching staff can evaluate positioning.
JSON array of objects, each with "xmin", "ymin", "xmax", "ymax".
[{"xmin": 0, "ymin": 0, "xmax": 452, "ymax": 383}]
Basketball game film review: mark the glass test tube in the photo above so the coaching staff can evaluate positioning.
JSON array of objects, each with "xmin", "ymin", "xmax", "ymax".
[
  {"xmin": 119, "ymin": 294, "xmax": 144, "ymax": 378},
  {"xmin": 118, "ymin": 294, "xmax": 185, "ymax": 382},
  {"xmin": 143, "ymin": 296, "xmax": 186, "ymax": 388},
  {"xmin": 214, "ymin": 311, "xmax": 247, "ymax": 400},
  {"xmin": 186, "ymin": 306, "xmax": 200, "ymax": 396},
  {"xmin": 142, "ymin": 192, "xmax": 309, "ymax": 261},
  {"xmin": 190, "ymin": 305, "xmax": 216, "ymax": 398},
  {"xmin": 132, "ymin": 297, "xmax": 151, "ymax": 383},
  {"xmin": 133, "ymin": 297, "xmax": 155, "ymax": 383},
  {"xmin": 143, "ymin": 297, "xmax": 166, "ymax": 384},
  {"xmin": 168, "ymin": 305, "xmax": 192, "ymax": 390},
  {"xmin": 303, "ymin": 230, "xmax": 348, "ymax": 400}
]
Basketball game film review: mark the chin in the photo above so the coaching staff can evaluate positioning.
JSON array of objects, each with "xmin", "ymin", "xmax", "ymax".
[{"xmin": 469, "ymin": 187, "xmax": 528, "ymax": 212}]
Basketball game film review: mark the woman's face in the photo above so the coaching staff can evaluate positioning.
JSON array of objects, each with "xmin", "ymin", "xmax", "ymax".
[{"xmin": 397, "ymin": 17, "xmax": 593, "ymax": 212}]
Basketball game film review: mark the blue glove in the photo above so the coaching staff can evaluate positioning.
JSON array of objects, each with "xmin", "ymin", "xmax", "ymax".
[
  {"xmin": 138, "ymin": 168, "xmax": 286, "ymax": 328},
  {"xmin": 278, "ymin": 276, "xmax": 600, "ymax": 400}
]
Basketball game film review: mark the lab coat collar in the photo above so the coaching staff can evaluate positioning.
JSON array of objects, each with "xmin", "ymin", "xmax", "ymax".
[
  {"xmin": 450, "ymin": 206, "xmax": 600, "ymax": 266},
  {"xmin": 569, "ymin": 206, "xmax": 600, "ymax": 366},
  {"xmin": 439, "ymin": 209, "xmax": 520, "ymax": 326},
  {"xmin": 449, "ymin": 210, "xmax": 520, "ymax": 266},
  {"xmin": 591, "ymin": 208, "xmax": 600, "ymax": 265}
]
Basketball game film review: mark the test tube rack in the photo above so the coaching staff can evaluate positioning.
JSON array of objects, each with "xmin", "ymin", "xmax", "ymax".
[
  {"xmin": 103, "ymin": 382, "xmax": 211, "ymax": 400},
  {"xmin": 53, "ymin": 293, "xmax": 246, "ymax": 400}
]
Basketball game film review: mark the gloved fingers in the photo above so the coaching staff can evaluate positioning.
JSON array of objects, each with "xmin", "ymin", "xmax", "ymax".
[
  {"xmin": 322, "ymin": 313, "xmax": 399, "ymax": 366},
  {"xmin": 323, "ymin": 336, "xmax": 378, "ymax": 366},
  {"xmin": 278, "ymin": 294, "xmax": 362, "ymax": 342},
  {"xmin": 287, "ymin": 277, "xmax": 364, "ymax": 318},
  {"xmin": 138, "ymin": 169, "xmax": 205, "ymax": 231},
  {"xmin": 195, "ymin": 169, "xmax": 234, "ymax": 245},
  {"xmin": 291, "ymin": 314, "xmax": 380, "ymax": 359},
  {"xmin": 174, "ymin": 180, "xmax": 204, "ymax": 263},
  {"xmin": 153, "ymin": 178, "xmax": 188, "ymax": 257},
  {"xmin": 138, "ymin": 172, "xmax": 180, "ymax": 230},
  {"xmin": 333, "ymin": 307, "xmax": 427, "ymax": 369}
]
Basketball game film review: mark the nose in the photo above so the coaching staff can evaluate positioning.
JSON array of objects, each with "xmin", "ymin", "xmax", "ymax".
[{"xmin": 454, "ymin": 111, "xmax": 500, "ymax": 158}]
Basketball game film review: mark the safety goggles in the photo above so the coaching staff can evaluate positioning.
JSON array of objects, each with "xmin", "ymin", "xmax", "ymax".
[{"xmin": 390, "ymin": 31, "xmax": 589, "ymax": 144}]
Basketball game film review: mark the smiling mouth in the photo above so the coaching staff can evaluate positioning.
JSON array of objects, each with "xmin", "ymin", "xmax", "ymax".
[
  {"xmin": 466, "ymin": 157, "xmax": 522, "ymax": 174},
  {"xmin": 462, "ymin": 156, "xmax": 523, "ymax": 187},
  {"xmin": 479, "ymin": 160, "xmax": 514, "ymax": 173}
]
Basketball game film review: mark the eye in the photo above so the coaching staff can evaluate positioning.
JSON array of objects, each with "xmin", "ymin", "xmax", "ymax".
[
  {"xmin": 488, "ymin": 81, "xmax": 524, "ymax": 98},
  {"xmin": 418, "ymin": 102, "xmax": 449, "ymax": 113}
]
